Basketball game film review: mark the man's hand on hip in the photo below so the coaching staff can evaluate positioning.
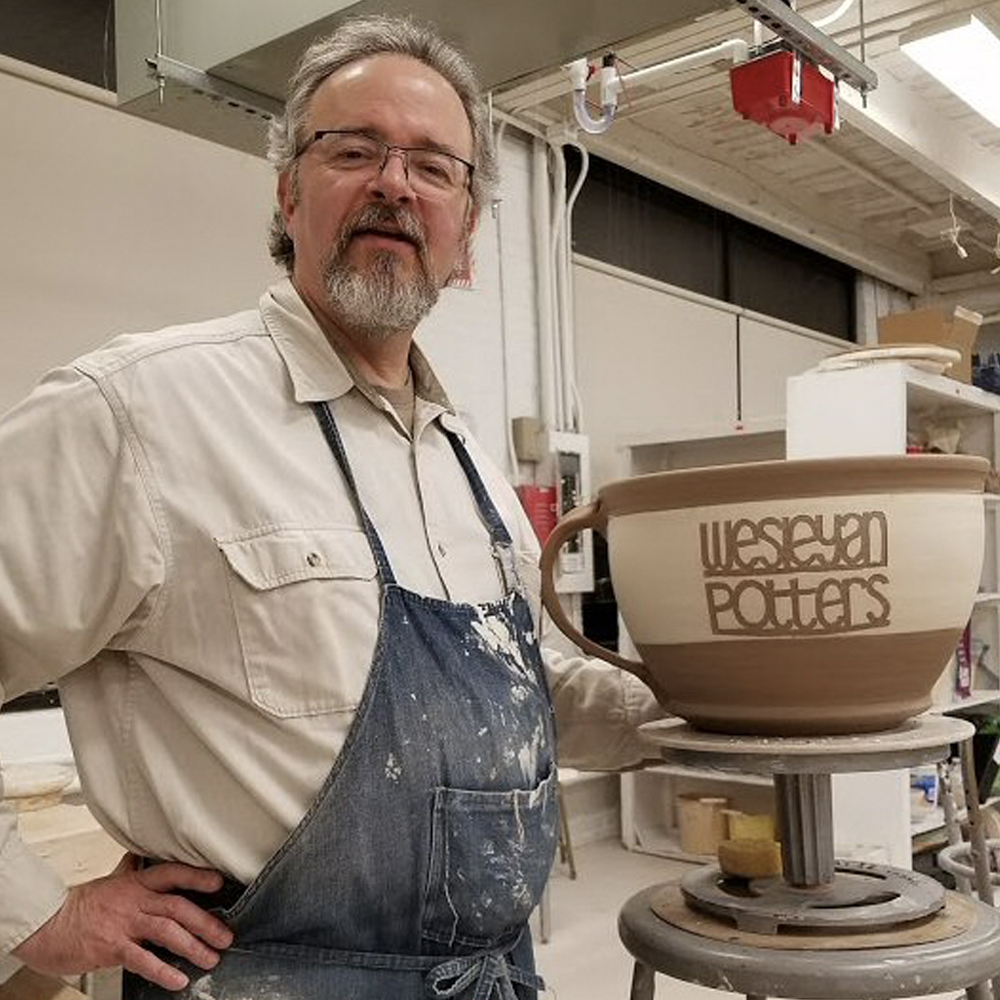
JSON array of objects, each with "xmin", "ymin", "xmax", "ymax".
[{"xmin": 11, "ymin": 854, "xmax": 234, "ymax": 991}]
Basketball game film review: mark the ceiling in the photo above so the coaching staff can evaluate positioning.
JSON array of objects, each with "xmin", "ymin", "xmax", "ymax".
[
  {"xmin": 490, "ymin": 0, "xmax": 1000, "ymax": 324},
  {"xmin": 3, "ymin": 0, "xmax": 999, "ymax": 326}
]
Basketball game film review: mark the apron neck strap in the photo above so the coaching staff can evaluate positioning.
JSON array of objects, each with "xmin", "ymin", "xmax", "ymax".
[
  {"xmin": 444, "ymin": 430, "xmax": 520, "ymax": 594},
  {"xmin": 313, "ymin": 402, "xmax": 516, "ymax": 592},
  {"xmin": 313, "ymin": 401, "xmax": 396, "ymax": 585},
  {"xmin": 444, "ymin": 431, "xmax": 513, "ymax": 549}
]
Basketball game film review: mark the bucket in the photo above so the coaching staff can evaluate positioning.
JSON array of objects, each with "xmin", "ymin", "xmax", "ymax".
[{"xmin": 677, "ymin": 795, "xmax": 729, "ymax": 855}]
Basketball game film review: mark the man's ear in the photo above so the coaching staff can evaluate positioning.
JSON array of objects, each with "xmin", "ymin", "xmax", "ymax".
[
  {"xmin": 447, "ymin": 239, "xmax": 474, "ymax": 288},
  {"xmin": 446, "ymin": 203, "xmax": 480, "ymax": 287},
  {"xmin": 277, "ymin": 167, "xmax": 298, "ymax": 233},
  {"xmin": 464, "ymin": 202, "xmax": 481, "ymax": 241}
]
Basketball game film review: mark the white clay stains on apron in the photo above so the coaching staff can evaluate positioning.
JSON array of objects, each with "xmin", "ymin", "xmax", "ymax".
[{"xmin": 122, "ymin": 402, "xmax": 558, "ymax": 1000}]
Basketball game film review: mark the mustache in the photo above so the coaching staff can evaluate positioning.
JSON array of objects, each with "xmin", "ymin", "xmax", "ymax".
[{"xmin": 339, "ymin": 203, "xmax": 427, "ymax": 254}]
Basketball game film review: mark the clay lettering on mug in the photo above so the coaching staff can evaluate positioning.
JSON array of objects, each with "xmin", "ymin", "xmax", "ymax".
[{"xmin": 699, "ymin": 511, "xmax": 891, "ymax": 636}]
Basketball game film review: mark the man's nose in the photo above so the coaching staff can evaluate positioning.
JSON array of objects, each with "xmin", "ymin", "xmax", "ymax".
[{"xmin": 369, "ymin": 148, "xmax": 413, "ymax": 202}]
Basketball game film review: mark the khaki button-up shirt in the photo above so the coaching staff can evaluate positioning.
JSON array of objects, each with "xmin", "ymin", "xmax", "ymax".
[{"xmin": 0, "ymin": 280, "xmax": 659, "ymax": 953}]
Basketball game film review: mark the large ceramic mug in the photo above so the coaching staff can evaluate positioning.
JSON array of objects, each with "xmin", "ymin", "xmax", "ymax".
[{"xmin": 540, "ymin": 454, "xmax": 989, "ymax": 735}]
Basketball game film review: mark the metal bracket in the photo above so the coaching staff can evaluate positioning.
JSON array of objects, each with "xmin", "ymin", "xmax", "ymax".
[
  {"xmin": 733, "ymin": 0, "xmax": 878, "ymax": 94},
  {"xmin": 146, "ymin": 54, "xmax": 284, "ymax": 120}
]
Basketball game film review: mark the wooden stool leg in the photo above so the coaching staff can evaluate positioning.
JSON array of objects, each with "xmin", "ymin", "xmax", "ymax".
[
  {"xmin": 556, "ymin": 780, "xmax": 577, "ymax": 880},
  {"xmin": 630, "ymin": 961, "xmax": 655, "ymax": 1000},
  {"xmin": 537, "ymin": 883, "xmax": 551, "ymax": 944},
  {"xmin": 959, "ymin": 739, "xmax": 1000, "ymax": 1000}
]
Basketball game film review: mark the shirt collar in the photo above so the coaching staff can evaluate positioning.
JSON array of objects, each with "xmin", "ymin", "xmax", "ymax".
[{"xmin": 260, "ymin": 278, "xmax": 454, "ymax": 413}]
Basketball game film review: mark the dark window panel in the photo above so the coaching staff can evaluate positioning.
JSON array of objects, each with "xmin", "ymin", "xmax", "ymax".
[
  {"xmin": 0, "ymin": 0, "xmax": 116, "ymax": 91},
  {"xmin": 569, "ymin": 153, "xmax": 725, "ymax": 300},
  {"xmin": 567, "ymin": 152, "xmax": 856, "ymax": 342},
  {"xmin": 727, "ymin": 220, "xmax": 855, "ymax": 340}
]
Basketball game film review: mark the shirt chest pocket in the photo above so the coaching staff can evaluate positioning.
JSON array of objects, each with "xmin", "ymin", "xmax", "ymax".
[{"xmin": 217, "ymin": 526, "xmax": 380, "ymax": 718}]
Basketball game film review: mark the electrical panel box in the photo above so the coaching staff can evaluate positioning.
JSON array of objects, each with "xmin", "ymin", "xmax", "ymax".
[{"xmin": 548, "ymin": 430, "xmax": 594, "ymax": 595}]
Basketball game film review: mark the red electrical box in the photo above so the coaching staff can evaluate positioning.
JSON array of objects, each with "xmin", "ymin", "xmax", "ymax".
[
  {"xmin": 730, "ymin": 49, "xmax": 837, "ymax": 145},
  {"xmin": 516, "ymin": 484, "xmax": 558, "ymax": 544}
]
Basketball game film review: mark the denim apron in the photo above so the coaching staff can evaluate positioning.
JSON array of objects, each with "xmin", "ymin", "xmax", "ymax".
[{"xmin": 125, "ymin": 400, "xmax": 559, "ymax": 1000}]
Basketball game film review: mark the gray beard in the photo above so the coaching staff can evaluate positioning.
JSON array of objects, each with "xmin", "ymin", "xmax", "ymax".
[{"xmin": 322, "ymin": 247, "xmax": 440, "ymax": 341}]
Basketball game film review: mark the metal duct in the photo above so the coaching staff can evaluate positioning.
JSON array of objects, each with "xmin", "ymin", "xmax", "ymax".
[{"xmin": 114, "ymin": 0, "xmax": 733, "ymax": 156}]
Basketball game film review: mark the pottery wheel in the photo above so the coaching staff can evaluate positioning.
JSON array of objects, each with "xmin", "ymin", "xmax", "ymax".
[
  {"xmin": 637, "ymin": 714, "xmax": 975, "ymax": 775},
  {"xmin": 680, "ymin": 861, "xmax": 944, "ymax": 934},
  {"xmin": 651, "ymin": 881, "xmax": 972, "ymax": 951}
]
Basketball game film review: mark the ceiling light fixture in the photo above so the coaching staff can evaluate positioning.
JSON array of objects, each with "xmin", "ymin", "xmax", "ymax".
[{"xmin": 901, "ymin": 15, "xmax": 1000, "ymax": 129}]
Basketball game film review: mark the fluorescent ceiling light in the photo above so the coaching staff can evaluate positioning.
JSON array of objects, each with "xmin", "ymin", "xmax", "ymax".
[{"xmin": 901, "ymin": 16, "xmax": 1000, "ymax": 129}]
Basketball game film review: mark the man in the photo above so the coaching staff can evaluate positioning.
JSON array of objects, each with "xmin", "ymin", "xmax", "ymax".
[{"xmin": 1, "ymin": 15, "xmax": 658, "ymax": 999}]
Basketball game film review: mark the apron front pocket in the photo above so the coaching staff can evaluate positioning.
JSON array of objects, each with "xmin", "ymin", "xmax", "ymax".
[
  {"xmin": 217, "ymin": 525, "xmax": 379, "ymax": 717},
  {"xmin": 422, "ymin": 765, "xmax": 558, "ymax": 949}
]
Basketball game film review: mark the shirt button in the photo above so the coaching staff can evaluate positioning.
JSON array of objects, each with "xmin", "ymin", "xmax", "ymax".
[
  {"xmin": 437, "ymin": 541, "xmax": 447, "ymax": 557},
  {"xmin": 306, "ymin": 551, "xmax": 323, "ymax": 567}
]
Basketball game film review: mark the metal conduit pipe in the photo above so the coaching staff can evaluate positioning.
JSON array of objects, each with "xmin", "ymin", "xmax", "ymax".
[
  {"xmin": 562, "ymin": 141, "xmax": 591, "ymax": 432},
  {"xmin": 532, "ymin": 137, "xmax": 558, "ymax": 432},
  {"xmin": 555, "ymin": 180, "xmax": 576, "ymax": 433},
  {"xmin": 0, "ymin": 53, "xmax": 115, "ymax": 106},
  {"xmin": 491, "ymin": 119, "xmax": 523, "ymax": 484},
  {"xmin": 548, "ymin": 143, "xmax": 569, "ymax": 430}
]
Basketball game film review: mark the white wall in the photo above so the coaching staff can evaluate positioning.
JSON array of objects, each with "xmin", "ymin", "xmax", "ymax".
[
  {"xmin": 0, "ymin": 68, "xmax": 540, "ymax": 473},
  {"xmin": 1, "ymin": 70, "xmax": 279, "ymax": 414}
]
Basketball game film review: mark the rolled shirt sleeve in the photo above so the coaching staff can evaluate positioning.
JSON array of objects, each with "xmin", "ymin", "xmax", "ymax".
[
  {"xmin": 542, "ymin": 627, "xmax": 664, "ymax": 771},
  {"xmin": 0, "ymin": 365, "xmax": 165, "ymax": 953},
  {"xmin": 0, "ymin": 817, "xmax": 68, "ymax": 955},
  {"xmin": 504, "ymin": 499, "xmax": 665, "ymax": 770}
]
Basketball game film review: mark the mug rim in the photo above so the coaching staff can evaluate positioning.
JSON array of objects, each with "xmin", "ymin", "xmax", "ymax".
[{"xmin": 599, "ymin": 454, "xmax": 990, "ymax": 517}]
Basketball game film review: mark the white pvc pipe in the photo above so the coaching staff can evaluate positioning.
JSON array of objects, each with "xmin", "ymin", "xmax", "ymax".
[{"xmin": 606, "ymin": 38, "xmax": 750, "ymax": 100}]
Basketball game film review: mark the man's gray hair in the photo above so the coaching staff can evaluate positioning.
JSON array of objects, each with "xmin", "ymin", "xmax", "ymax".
[{"xmin": 267, "ymin": 14, "xmax": 498, "ymax": 272}]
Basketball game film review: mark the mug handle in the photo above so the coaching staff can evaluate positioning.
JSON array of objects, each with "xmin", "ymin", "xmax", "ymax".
[{"xmin": 539, "ymin": 500, "xmax": 659, "ymax": 693}]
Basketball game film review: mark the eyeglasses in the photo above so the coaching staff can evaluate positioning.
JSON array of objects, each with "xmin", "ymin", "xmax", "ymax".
[{"xmin": 301, "ymin": 130, "xmax": 474, "ymax": 198}]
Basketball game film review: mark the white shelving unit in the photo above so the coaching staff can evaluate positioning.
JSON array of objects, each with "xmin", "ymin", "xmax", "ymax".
[
  {"xmin": 787, "ymin": 361, "xmax": 1000, "ymax": 713},
  {"xmin": 787, "ymin": 361, "xmax": 1000, "ymax": 856},
  {"xmin": 621, "ymin": 764, "xmax": 774, "ymax": 862}
]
